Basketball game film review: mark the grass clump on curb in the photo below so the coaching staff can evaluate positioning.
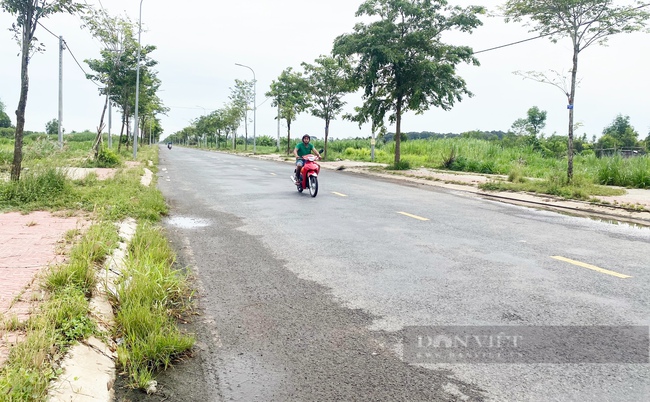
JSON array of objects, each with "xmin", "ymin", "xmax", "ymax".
[
  {"xmin": 0, "ymin": 223, "xmax": 117, "ymax": 401},
  {"xmin": 46, "ymin": 222, "xmax": 119, "ymax": 294},
  {"xmin": 114, "ymin": 222, "xmax": 195, "ymax": 389},
  {"xmin": 479, "ymin": 170, "xmax": 625, "ymax": 200}
]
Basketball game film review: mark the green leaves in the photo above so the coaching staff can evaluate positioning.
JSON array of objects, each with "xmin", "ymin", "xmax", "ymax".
[
  {"xmin": 333, "ymin": 0, "xmax": 484, "ymax": 163},
  {"xmin": 502, "ymin": 0, "xmax": 650, "ymax": 51},
  {"xmin": 266, "ymin": 67, "xmax": 311, "ymax": 152}
]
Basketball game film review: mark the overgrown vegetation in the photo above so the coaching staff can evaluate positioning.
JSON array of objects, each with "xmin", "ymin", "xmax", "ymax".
[
  {"xmin": 114, "ymin": 223, "xmax": 194, "ymax": 389},
  {"xmin": 0, "ymin": 222, "xmax": 117, "ymax": 400},
  {"xmin": 0, "ymin": 135, "xmax": 194, "ymax": 398}
]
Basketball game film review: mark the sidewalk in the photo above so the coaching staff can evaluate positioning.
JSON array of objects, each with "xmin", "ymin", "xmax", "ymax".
[
  {"xmin": 0, "ymin": 211, "xmax": 87, "ymax": 366},
  {"xmin": 0, "ymin": 163, "xmax": 150, "ymax": 372}
]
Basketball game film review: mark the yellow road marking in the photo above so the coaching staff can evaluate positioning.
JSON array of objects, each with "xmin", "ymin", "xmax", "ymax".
[
  {"xmin": 551, "ymin": 256, "xmax": 631, "ymax": 279},
  {"xmin": 397, "ymin": 211, "xmax": 429, "ymax": 221},
  {"xmin": 270, "ymin": 173, "xmax": 276, "ymax": 176},
  {"xmin": 332, "ymin": 192, "xmax": 348, "ymax": 197}
]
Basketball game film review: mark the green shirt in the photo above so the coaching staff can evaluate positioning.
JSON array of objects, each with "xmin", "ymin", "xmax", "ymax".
[{"xmin": 295, "ymin": 142, "xmax": 314, "ymax": 158}]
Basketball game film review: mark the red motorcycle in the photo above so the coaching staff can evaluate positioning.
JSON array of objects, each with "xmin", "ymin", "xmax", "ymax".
[{"xmin": 292, "ymin": 154, "xmax": 320, "ymax": 197}]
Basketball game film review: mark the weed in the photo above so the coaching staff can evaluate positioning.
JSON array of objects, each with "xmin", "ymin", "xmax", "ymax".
[
  {"xmin": 387, "ymin": 160, "xmax": 411, "ymax": 170},
  {"xmin": 114, "ymin": 223, "xmax": 194, "ymax": 389}
]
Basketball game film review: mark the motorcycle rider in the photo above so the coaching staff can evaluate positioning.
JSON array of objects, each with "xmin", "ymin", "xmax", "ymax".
[{"xmin": 293, "ymin": 134, "xmax": 321, "ymax": 185}]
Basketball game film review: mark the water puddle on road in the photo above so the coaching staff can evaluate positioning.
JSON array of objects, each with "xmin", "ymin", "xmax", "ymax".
[{"xmin": 166, "ymin": 216, "xmax": 210, "ymax": 229}]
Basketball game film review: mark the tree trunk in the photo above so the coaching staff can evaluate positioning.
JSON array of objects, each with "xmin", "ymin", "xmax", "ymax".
[
  {"xmin": 92, "ymin": 93, "xmax": 109, "ymax": 157},
  {"xmin": 324, "ymin": 119, "xmax": 330, "ymax": 160},
  {"xmin": 11, "ymin": 14, "xmax": 34, "ymax": 181},
  {"xmin": 118, "ymin": 110, "xmax": 126, "ymax": 152},
  {"xmin": 286, "ymin": 119, "xmax": 292, "ymax": 154},
  {"xmin": 394, "ymin": 96, "xmax": 402, "ymax": 166},
  {"xmin": 567, "ymin": 44, "xmax": 579, "ymax": 182},
  {"xmin": 244, "ymin": 108, "xmax": 248, "ymax": 151}
]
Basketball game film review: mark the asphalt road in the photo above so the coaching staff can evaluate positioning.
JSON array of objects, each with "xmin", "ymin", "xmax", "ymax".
[{"xmin": 146, "ymin": 146, "xmax": 650, "ymax": 402}]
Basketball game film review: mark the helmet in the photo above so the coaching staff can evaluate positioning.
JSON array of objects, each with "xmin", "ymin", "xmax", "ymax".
[{"xmin": 302, "ymin": 134, "xmax": 310, "ymax": 140}]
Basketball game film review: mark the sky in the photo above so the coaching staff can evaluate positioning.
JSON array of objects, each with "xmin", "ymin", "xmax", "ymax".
[{"xmin": 0, "ymin": 0, "xmax": 649, "ymax": 142}]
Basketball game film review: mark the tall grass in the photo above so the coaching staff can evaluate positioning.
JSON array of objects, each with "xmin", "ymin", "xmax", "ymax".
[
  {"xmin": 45, "ymin": 222, "xmax": 119, "ymax": 294},
  {"xmin": 0, "ymin": 167, "xmax": 73, "ymax": 209},
  {"xmin": 597, "ymin": 155, "xmax": 650, "ymax": 188},
  {"xmin": 320, "ymin": 137, "xmax": 650, "ymax": 189},
  {"xmin": 114, "ymin": 223, "xmax": 194, "ymax": 389}
]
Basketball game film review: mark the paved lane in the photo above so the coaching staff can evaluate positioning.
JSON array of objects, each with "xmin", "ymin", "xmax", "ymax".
[{"xmin": 157, "ymin": 146, "xmax": 650, "ymax": 401}]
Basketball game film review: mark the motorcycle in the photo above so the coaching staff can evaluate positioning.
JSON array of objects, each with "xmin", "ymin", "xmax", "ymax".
[
  {"xmin": 167, "ymin": 142, "xmax": 172, "ymax": 150},
  {"xmin": 291, "ymin": 154, "xmax": 320, "ymax": 197}
]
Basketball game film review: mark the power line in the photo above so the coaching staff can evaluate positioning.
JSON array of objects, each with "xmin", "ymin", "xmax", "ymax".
[
  {"xmin": 64, "ymin": 40, "xmax": 101, "ymax": 87},
  {"xmin": 474, "ymin": 34, "xmax": 548, "ymax": 55},
  {"xmin": 475, "ymin": 3, "xmax": 650, "ymax": 55},
  {"xmin": 37, "ymin": 21, "xmax": 59, "ymax": 39},
  {"xmin": 36, "ymin": 21, "xmax": 100, "ymax": 87}
]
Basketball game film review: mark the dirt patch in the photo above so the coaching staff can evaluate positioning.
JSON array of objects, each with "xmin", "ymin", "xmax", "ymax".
[{"xmin": 64, "ymin": 167, "xmax": 117, "ymax": 180}]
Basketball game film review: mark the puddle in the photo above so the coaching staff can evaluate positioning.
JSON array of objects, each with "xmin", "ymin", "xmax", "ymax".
[{"xmin": 166, "ymin": 216, "xmax": 210, "ymax": 229}]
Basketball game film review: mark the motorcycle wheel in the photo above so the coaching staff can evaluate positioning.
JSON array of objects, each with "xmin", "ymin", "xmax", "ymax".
[{"xmin": 308, "ymin": 175, "xmax": 318, "ymax": 197}]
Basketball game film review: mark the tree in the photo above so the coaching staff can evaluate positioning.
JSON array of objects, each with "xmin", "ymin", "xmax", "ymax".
[
  {"xmin": 527, "ymin": 106, "xmax": 546, "ymax": 136},
  {"xmin": 84, "ymin": 13, "xmax": 161, "ymax": 152},
  {"xmin": 45, "ymin": 118, "xmax": 60, "ymax": 135},
  {"xmin": 82, "ymin": 8, "xmax": 130, "ymax": 156},
  {"xmin": 2, "ymin": 0, "xmax": 84, "ymax": 180},
  {"xmin": 333, "ymin": 0, "xmax": 484, "ymax": 166},
  {"xmin": 266, "ymin": 67, "xmax": 311, "ymax": 154},
  {"xmin": 601, "ymin": 114, "xmax": 639, "ymax": 148},
  {"xmin": 229, "ymin": 79, "xmax": 253, "ymax": 150},
  {"xmin": 502, "ymin": 0, "xmax": 649, "ymax": 181},
  {"xmin": 510, "ymin": 106, "xmax": 547, "ymax": 136},
  {"xmin": 301, "ymin": 55, "xmax": 353, "ymax": 159},
  {"xmin": 0, "ymin": 98, "xmax": 11, "ymax": 128}
]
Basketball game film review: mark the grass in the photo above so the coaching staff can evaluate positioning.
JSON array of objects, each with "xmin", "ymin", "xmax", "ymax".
[
  {"xmin": 0, "ymin": 223, "xmax": 112, "ymax": 400},
  {"xmin": 202, "ymin": 135, "xmax": 648, "ymax": 198},
  {"xmin": 479, "ymin": 170, "xmax": 626, "ymax": 200},
  {"xmin": 114, "ymin": 223, "xmax": 194, "ymax": 389},
  {"xmin": 0, "ymin": 138, "xmax": 194, "ymax": 398}
]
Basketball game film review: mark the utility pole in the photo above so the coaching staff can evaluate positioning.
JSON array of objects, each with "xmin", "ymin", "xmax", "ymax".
[
  {"xmin": 58, "ymin": 36, "xmax": 65, "ymax": 149},
  {"xmin": 108, "ymin": 95, "xmax": 112, "ymax": 148},
  {"xmin": 133, "ymin": 0, "xmax": 144, "ymax": 160}
]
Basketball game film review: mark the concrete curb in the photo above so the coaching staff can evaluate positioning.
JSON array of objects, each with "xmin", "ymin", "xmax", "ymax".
[
  {"xmin": 47, "ymin": 161, "xmax": 155, "ymax": 400},
  {"xmin": 48, "ymin": 219, "xmax": 136, "ymax": 401}
]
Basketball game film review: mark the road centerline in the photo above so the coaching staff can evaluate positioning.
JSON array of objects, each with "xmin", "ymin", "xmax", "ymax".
[
  {"xmin": 397, "ymin": 211, "xmax": 429, "ymax": 221},
  {"xmin": 551, "ymin": 256, "xmax": 631, "ymax": 279}
]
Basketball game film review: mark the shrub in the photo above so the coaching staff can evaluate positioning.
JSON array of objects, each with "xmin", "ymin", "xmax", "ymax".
[
  {"xmin": 0, "ymin": 167, "xmax": 71, "ymax": 205},
  {"xmin": 96, "ymin": 147, "xmax": 121, "ymax": 168},
  {"xmin": 0, "ymin": 127, "xmax": 15, "ymax": 138}
]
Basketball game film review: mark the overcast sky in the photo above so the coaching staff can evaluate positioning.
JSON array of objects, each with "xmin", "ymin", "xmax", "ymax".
[{"xmin": 1, "ymin": 0, "xmax": 648, "ymax": 142}]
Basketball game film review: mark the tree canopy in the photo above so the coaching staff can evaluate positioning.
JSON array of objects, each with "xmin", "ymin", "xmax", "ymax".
[
  {"xmin": 333, "ymin": 0, "xmax": 484, "ymax": 165},
  {"xmin": 0, "ymin": 98, "xmax": 11, "ymax": 128},
  {"xmin": 502, "ymin": 0, "xmax": 649, "ymax": 180},
  {"xmin": 599, "ymin": 114, "xmax": 640, "ymax": 149},
  {"xmin": 301, "ymin": 55, "xmax": 353, "ymax": 159},
  {"xmin": 2, "ymin": 0, "xmax": 84, "ymax": 180},
  {"xmin": 266, "ymin": 67, "xmax": 311, "ymax": 154}
]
